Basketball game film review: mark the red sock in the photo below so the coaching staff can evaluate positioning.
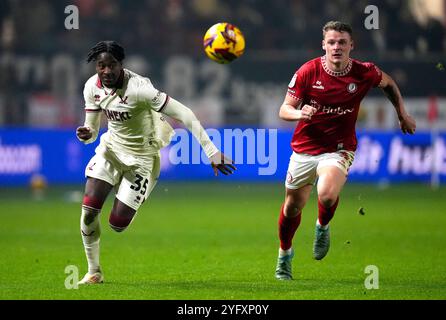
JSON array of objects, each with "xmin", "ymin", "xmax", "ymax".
[
  {"xmin": 278, "ymin": 204, "xmax": 301, "ymax": 250},
  {"xmin": 318, "ymin": 197, "xmax": 339, "ymax": 226}
]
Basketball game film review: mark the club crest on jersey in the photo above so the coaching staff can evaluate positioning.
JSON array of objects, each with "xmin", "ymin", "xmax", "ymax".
[
  {"xmin": 119, "ymin": 95, "xmax": 128, "ymax": 104},
  {"xmin": 347, "ymin": 83, "xmax": 357, "ymax": 93},
  {"xmin": 288, "ymin": 74, "xmax": 297, "ymax": 88}
]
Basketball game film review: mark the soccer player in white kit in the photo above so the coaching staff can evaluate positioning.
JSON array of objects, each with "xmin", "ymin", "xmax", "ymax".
[{"xmin": 76, "ymin": 41, "xmax": 236, "ymax": 284}]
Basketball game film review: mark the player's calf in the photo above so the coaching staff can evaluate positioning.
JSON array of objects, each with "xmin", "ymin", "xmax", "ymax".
[
  {"xmin": 109, "ymin": 213, "xmax": 134, "ymax": 232},
  {"xmin": 108, "ymin": 202, "xmax": 136, "ymax": 232}
]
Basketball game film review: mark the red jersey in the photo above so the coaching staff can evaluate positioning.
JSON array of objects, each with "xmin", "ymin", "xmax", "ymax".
[{"xmin": 286, "ymin": 56, "xmax": 383, "ymax": 155}]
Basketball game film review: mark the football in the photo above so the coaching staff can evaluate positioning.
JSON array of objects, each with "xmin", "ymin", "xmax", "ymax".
[{"xmin": 203, "ymin": 22, "xmax": 245, "ymax": 64}]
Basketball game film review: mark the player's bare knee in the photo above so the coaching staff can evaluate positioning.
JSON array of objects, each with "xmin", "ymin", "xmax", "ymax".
[
  {"xmin": 318, "ymin": 194, "xmax": 337, "ymax": 208},
  {"xmin": 284, "ymin": 202, "xmax": 303, "ymax": 218}
]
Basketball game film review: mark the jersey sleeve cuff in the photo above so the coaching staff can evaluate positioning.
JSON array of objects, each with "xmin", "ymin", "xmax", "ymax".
[
  {"xmin": 155, "ymin": 95, "xmax": 170, "ymax": 113},
  {"xmin": 286, "ymin": 92, "xmax": 302, "ymax": 100}
]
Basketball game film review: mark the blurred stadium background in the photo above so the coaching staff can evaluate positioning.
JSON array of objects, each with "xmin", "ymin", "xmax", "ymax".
[
  {"xmin": 0, "ymin": 0, "xmax": 445, "ymax": 186},
  {"xmin": 0, "ymin": 0, "xmax": 445, "ymax": 300}
]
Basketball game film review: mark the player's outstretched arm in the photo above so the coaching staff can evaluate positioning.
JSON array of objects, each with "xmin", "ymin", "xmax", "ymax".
[
  {"xmin": 279, "ymin": 96, "xmax": 317, "ymax": 122},
  {"xmin": 160, "ymin": 97, "xmax": 236, "ymax": 176},
  {"xmin": 379, "ymin": 71, "xmax": 416, "ymax": 134}
]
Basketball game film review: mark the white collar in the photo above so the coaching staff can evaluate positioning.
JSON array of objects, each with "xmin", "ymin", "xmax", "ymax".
[{"xmin": 321, "ymin": 56, "xmax": 352, "ymax": 77}]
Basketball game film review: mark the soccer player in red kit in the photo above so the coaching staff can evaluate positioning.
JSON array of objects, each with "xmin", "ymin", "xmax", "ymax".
[{"xmin": 275, "ymin": 21, "xmax": 416, "ymax": 280}]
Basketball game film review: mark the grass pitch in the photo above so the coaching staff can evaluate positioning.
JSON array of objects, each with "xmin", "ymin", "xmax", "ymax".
[{"xmin": 0, "ymin": 182, "xmax": 445, "ymax": 300}]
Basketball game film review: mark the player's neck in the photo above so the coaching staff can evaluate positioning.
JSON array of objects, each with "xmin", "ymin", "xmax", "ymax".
[{"xmin": 324, "ymin": 56, "xmax": 349, "ymax": 73}]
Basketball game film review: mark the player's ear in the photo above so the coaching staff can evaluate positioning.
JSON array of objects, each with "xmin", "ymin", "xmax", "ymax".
[
  {"xmin": 350, "ymin": 40, "xmax": 354, "ymax": 51},
  {"xmin": 322, "ymin": 40, "xmax": 326, "ymax": 50}
]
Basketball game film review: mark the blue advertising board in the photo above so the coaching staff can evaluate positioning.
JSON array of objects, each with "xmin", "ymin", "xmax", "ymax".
[{"xmin": 0, "ymin": 128, "xmax": 445, "ymax": 186}]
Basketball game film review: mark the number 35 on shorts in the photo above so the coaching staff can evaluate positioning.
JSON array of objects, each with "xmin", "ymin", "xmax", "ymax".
[
  {"xmin": 119, "ymin": 168, "xmax": 159, "ymax": 210},
  {"xmin": 130, "ymin": 174, "xmax": 149, "ymax": 195}
]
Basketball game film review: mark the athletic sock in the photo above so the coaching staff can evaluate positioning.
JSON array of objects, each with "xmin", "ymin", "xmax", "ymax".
[
  {"xmin": 317, "ymin": 197, "xmax": 339, "ymax": 227},
  {"xmin": 278, "ymin": 204, "xmax": 302, "ymax": 251},
  {"xmin": 80, "ymin": 204, "xmax": 101, "ymax": 274},
  {"xmin": 279, "ymin": 247, "xmax": 294, "ymax": 257}
]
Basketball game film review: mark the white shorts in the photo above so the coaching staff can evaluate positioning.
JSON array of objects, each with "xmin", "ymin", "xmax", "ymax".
[
  {"xmin": 85, "ymin": 146, "xmax": 160, "ymax": 211},
  {"xmin": 285, "ymin": 150, "xmax": 355, "ymax": 190}
]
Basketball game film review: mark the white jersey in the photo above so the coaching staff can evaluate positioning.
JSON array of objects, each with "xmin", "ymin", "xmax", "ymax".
[{"xmin": 83, "ymin": 69, "xmax": 175, "ymax": 158}]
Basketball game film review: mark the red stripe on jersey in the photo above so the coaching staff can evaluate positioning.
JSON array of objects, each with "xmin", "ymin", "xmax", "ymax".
[
  {"xmin": 85, "ymin": 109, "xmax": 101, "ymax": 112},
  {"xmin": 96, "ymin": 76, "xmax": 102, "ymax": 88}
]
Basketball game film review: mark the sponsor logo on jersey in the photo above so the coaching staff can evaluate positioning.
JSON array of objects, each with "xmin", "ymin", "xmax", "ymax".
[
  {"xmin": 322, "ymin": 106, "xmax": 354, "ymax": 115},
  {"xmin": 310, "ymin": 99, "xmax": 354, "ymax": 115},
  {"xmin": 94, "ymin": 94, "xmax": 100, "ymax": 102},
  {"xmin": 312, "ymin": 80, "xmax": 324, "ymax": 90},
  {"xmin": 104, "ymin": 109, "xmax": 132, "ymax": 122},
  {"xmin": 288, "ymin": 73, "xmax": 297, "ymax": 88},
  {"xmin": 347, "ymin": 83, "xmax": 357, "ymax": 93}
]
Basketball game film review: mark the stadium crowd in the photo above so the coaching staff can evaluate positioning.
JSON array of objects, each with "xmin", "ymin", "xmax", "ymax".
[{"xmin": 0, "ymin": 0, "xmax": 444, "ymax": 126}]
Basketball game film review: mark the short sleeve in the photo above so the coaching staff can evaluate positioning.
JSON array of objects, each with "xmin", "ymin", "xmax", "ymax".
[
  {"xmin": 286, "ymin": 66, "xmax": 308, "ymax": 100},
  {"xmin": 83, "ymin": 81, "xmax": 100, "ymax": 111},
  {"xmin": 364, "ymin": 62, "xmax": 383, "ymax": 88},
  {"xmin": 137, "ymin": 78, "xmax": 169, "ymax": 112}
]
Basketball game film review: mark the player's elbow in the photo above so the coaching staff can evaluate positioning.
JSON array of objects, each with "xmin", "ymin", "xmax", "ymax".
[
  {"xmin": 279, "ymin": 105, "xmax": 293, "ymax": 121},
  {"xmin": 278, "ymin": 105, "xmax": 286, "ymax": 120}
]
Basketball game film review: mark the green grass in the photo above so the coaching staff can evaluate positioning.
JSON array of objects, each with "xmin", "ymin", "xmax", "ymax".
[{"xmin": 0, "ymin": 182, "xmax": 445, "ymax": 300}]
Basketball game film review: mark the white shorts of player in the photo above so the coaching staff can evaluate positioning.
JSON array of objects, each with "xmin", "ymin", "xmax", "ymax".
[
  {"xmin": 285, "ymin": 150, "xmax": 355, "ymax": 190},
  {"xmin": 85, "ymin": 145, "xmax": 160, "ymax": 211}
]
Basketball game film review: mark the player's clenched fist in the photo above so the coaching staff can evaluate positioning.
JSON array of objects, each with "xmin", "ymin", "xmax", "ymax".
[
  {"xmin": 299, "ymin": 105, "xmax": 317, "ymax": 121},
  {"xmin": 76, "ymin": 126, "xmax": 92, "ymax": 141}
]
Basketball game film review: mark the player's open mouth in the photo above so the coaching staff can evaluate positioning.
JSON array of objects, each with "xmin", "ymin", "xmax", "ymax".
[{"xmin": 103, "ymin": 77, "xmax": 115, "ymax": 84}]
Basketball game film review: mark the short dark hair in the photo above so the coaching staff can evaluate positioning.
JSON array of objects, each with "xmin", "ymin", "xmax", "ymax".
[
  {"xmin": 322, "ymin": 21, "xmax": 353, "ymax": 39},
  {"xmin": 86, "ymin": 41, "xmax": 125, "ymax": 63}
]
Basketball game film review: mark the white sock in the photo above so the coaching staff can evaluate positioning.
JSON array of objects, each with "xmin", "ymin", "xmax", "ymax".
[
  {"xmin": 279, "ymin": 247, "xmax": 293, "ymax": 257},
  {"xmin": 316, "ymin": 219, "xmax": 329, "ymax": 230},
  {"xmin": 80, "ymin": 205, "xmax": 101, "ymax": 274}
]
